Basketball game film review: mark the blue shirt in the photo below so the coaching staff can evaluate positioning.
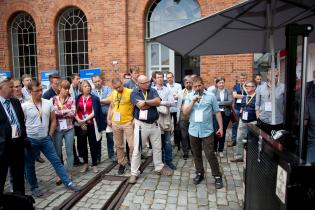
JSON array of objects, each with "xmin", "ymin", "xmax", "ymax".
[
  {"xmin": 131, "ymin": 87, "xmax": 160, "ymax": 124},
  {"xmin": 91, "ymin": 86, "xmax": 112, "ymax": 115},
  {"xmin": 185, "ymin": 90, "xmax": 220, "ymax": 138},
  {"xmin": 233, "ymin": 83, "xmax": 246, "ymax": 111},
  {"xmin": 241, "ymin": 94, "xmax": 257, "ymax": 123}
]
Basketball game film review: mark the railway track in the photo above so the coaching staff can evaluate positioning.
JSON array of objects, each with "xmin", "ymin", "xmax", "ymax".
[{"xmin": 55, "ymin": 156, "xmax": 153, "ymax": 210}]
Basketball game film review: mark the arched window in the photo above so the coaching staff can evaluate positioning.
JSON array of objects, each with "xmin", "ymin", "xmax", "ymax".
[
  {"xmin": 58, "ymin": 7, "xmax": 88, "ymax": 79},
  {"xmin": 146, "ymin": 0, "xmax": 201, "ymax": 77},
  {"xmin": 10, "ymin": 12, "xmax": 38, "ymax": 79}
]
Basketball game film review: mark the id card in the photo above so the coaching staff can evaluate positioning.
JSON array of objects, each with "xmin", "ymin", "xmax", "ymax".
[
  {"xmin": 59, "ymin": 119, "xmax": 67, "ymax": 130},
  {"xmin": 236, "ymin": 98, "xmax": 242, "ymax": 103},
  {"xmin": 264, "ymin": 102, "xmax": 272, "ymax": 111},
  {"xmin": 139, "ymin": 110, "xmax": 148, "ymax": 120},
  {"xmin": 195, "ymin": 110, "xmax": 203, "ymax": 122},
  {"xmin": 113, "ymin": 112, "xmax": 121, "ymax": 122},
  {"xmin": 242, "ymin": 111, "xmax": 248, "ymax": 120},
  {"xmin": 11, "ymin": 125, "xmax": 19, "ymax": 138}
]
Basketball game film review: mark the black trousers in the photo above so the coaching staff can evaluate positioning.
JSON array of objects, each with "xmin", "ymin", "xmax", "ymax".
[
  {"xmin": 0, "ymin": 139, "xmax": 25, "ymax": 196},
  {"xmin": 171, "ymin": 112, "xmax": 181, "ymax": 150},
  {"xmin": 257, "ymin": 119, "xmax": 284, "ymax": 136},
  {"xmin": 77, "ymin": 124, "xmax": 98, "ymax": 166}
]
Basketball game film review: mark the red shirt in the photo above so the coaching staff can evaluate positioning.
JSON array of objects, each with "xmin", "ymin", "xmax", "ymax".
[{"xmin": 77, "ymin": 95, "xmax": 94, "ymax": 124}]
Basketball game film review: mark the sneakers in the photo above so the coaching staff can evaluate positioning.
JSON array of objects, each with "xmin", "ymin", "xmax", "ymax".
[
  {"xmin": 183, "ymin": 154, "xmax": 188, "ymax": 160},
  {"xmin": 67, "ymin": 182, "xmax": 80, "ymax": 192},
  {"xmin": 31, "ymin": 188, "xmax": 43, "ymax": 198},
  {"xmin": 227, "ymin": 142, "xmax": 236, "ymax": 147},
  {"xmin": 193, "ymin": 173, "xmax": 204, "ymax": 185},
  {"xmin": 158, "ymin": 166, "xmax": 174, "ymax": 176},
  {"xmin": 128, "ymin": 175, "xmax": 137, "ymax": 184},
  {"xmin": 219, "ymin": 152, "xmax": 224, "ymax": 158},
  {"xmin": 118, "ymin": 165, "xmax": 126, "ymax": 175},
  {"xmin": 92, "ymin": 166, "xmax": 99, "ymax": 173},
  {"xmin": 214, "ymin": 176, "xmax": 223, "ymax": 189},
  {"xmin": 166, "ymin": 162, "xmax": 177, "ymax": 170}
]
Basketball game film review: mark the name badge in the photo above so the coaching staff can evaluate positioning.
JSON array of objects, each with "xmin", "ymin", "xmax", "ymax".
[
  {"xmin": 139, "ymin": 110, "xmax": 148, "ymax": 120},
  {"xmin": 219, "ymin": 108, "xmax": 225, "ymax": 112},
  {"xmin": 59, "ymin": 119, "xmax": 67, "ymax": 130},
  {"xmin": 265, "ymin": 102, "xmax": 272, "ymax": 112},
  {"xmin": 236, "ymin": 98, "xmax": 242, "ymax": 103},
  {"xmin": 242, "ymin": 111, "xmax": 248, "ymax": 120},
  {"xmin": 195, "ymin": 110, "xmax": 203, "ymax": 122},
  {"xmin": 11, "ymin": 125, "xmax": 19, "ymax": 138},
  {"xmin": 113, "ymin": 112, "xmax": 121, "ymax": 122}
]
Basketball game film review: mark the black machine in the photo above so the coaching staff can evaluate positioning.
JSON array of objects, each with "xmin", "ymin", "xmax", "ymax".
[{"xmin": 243, "ymin": 23, "xmax": 315, "ymax": 210}]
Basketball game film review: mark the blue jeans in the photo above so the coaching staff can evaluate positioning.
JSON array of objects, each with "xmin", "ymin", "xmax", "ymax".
[
  {"xmin": 106, "ymin": 132, "xmax": 115, "ymax": 159},
  {"xmin": 161, "ymin": 131, "xmax": 173, "ymax": 164},
  {"xmin": 232, "ymin": 109, "xmax": 241, "ymax": 144},
  {"xmin": 307, "ymin": 140, "xmax": 315, "ymax": 163},
  {"xmin": 53, "ymin": 128, "xmax": 74, "ymax": 171},
  {"xmin": 25, "ymin": 136, "xmax": 72, "ymax": 191}
]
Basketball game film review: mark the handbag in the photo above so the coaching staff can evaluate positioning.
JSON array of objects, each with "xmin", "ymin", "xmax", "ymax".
[{"xmin": 230, "ymin": 107, "xmax": 239, "ymax": 123}]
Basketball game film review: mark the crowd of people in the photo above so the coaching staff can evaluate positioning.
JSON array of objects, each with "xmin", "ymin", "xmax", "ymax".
[{"xmin": 1, "ymin": 67, "xmax": 314, "ymax": 204}]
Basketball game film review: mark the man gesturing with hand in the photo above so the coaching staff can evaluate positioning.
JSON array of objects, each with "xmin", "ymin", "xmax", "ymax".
[{"xmin": 183, "ymin": 76, "xmax": 224, "ymax": 189}]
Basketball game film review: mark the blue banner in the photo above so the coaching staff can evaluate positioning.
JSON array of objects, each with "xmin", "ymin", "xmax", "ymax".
[
  {"xmin": 0, "ymin": 71, "xmax": 11, "ymax": 78},
  {"xmin": 79, "ymin": 68, "xmax": 101, "ymax": 79},
  {"xmin": 41, "ymin": 70, "xmax": 59, "ymax": 81}
]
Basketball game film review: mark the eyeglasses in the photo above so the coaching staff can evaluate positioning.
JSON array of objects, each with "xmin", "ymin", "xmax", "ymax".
[
  {"xmin": 14, "ymin": 85, "xmax": 22, "ymax": 88},
  {"xmin": 245, "ymin": 85, "xmax": 255, "ymax": 88},
  {"xmin": 32, "ymin": 89, "xmax": 42, "ymax": 92}
]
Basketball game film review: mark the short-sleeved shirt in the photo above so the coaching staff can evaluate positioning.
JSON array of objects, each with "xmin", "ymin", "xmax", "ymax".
[
  {"xmin": 131, "ymin": 88, "xmax": 159, "ymax": 124},
  {"xmin": 22, "ymin": 98, "xmax": 55, "ymax": 139},
  {"xmin": 108, "ymin": 88, "xmax": 134, "ymax": 124},
  {"xmin": 233, "ymin": 83, "xmax": 246, "ymax": 111},
  {"xmin": 185, "ymin": 90, "xmax": 220, "ymax": 138},
  {"xmin": 91, "ymin": 86, "xmax": 112, "ymax": 115}
]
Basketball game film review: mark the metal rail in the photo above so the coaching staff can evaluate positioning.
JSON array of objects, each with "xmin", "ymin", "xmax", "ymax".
[{"xmin": 55, "ymin": 157, "xmax": 153, "ymax": 210}]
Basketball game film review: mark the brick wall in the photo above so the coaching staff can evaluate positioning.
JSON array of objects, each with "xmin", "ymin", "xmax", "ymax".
[{"xmin": 0, "ymin": 0, "xmax": 253, "ymax": 88}]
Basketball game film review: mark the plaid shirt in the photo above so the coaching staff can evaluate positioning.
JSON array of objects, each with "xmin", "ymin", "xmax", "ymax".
[{"xmin": 53, "ymin": 95, "xmax": 76, "ymax": 131}]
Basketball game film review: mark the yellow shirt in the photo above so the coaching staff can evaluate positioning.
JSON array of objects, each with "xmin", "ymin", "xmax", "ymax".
[{"xmin": 109, "ymin": 87, "xmax": 134, "ymax": 124}]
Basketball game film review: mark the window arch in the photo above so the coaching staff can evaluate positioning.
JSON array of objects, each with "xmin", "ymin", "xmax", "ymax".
[
  {"xmin": 147, "ymin": 0, "xmax": 201, "ymax": 38},
  {"xmin": 58, "ymin": 7, "xmax": 88, "ymax": 79},
  {"xmin": 10, "ymin": 12, "xmax": 38, "ymax": 79},
  {"xmin": 146, "ymin": 0, "xmax": 201, "ymax": 76}
]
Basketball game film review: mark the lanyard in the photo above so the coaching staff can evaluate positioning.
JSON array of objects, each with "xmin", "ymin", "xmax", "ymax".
[
  {"xmin": 116, "ymin": 92, "xmax": 122, "ymax": 109},
  {"xmin": 82, "ymin": 96, "xmax": 90, "ymax": 114},
  {"xmin": 142, "ymin": 91, "xmax": 147, "ymax": 100},
  {"xmin": 246, "ymin": 94, "xmax": 256, "ymax": 106},
  {"xmin": 58, "ymin": 96, "xmax": 68, "ymax": 109},
  {"xmin": 33, "ymin": 100, "xmax": 42, "ymax": 123}
]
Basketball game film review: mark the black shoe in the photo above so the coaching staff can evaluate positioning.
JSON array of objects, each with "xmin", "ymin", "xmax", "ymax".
[
  {"xmin": 193, "ymin": 173, "xmax": 204, "ymax": 185},
  {"xmin": 118, "ymin": 165, "xmax": 126, "ymax": 175},
  {"xmin": 36, "ymin": 156, "xmax": 45, "ymax": 163},
  {"xmin": 214, "ymin": 176, "xmax": 223, "ymax": 189},
  {"xmin": 31, "ymin": 188, "xmax": 43, "ymax": 197},
  {"xmin": 183, "ymin": 154, "xmax": 188, "ymax": 160},
  {"xmin": 166, "ymin": 162, "xmax": 177, "ymax": 170},
  {"xmin": 231, "ymin": 157, "xmax": 243, "ymax": 162}
]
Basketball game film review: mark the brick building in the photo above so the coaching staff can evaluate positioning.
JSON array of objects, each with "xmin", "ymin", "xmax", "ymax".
[{"xmin": 0, "ymin": 0, "xmax": 253, "ymax": 89}]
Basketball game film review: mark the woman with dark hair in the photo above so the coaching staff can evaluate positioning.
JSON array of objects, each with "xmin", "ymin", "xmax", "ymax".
[
  {"xmin": 75, "ymin": 80, "xmax": 105, "ymax": 173},
  {"xmin": 212, "ymin": 77, "xmax": 232, "ymax": 157}
]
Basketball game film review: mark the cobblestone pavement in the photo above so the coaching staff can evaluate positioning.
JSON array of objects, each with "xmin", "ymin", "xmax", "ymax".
[{"xmin": 5, "ymin": 130, "xmax": 244, "ymax": 210}]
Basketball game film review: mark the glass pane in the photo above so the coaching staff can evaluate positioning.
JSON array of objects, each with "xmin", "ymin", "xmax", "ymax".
[
  {"xmin": 151, "ymin": 44, "xmax": 159, "ymax": 66},
  {"xmin": 161, "ymin": 45, "xmax": 169, "ymax": 65}
]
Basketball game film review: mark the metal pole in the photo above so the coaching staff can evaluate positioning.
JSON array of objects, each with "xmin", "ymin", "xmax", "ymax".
[
  {"xmin": 268, "ymin": 0, "xmax": 276, "ymax": 125},
  {"xmin": 298, "ymin": 35, "xmax": 309, "ymax": 161}
]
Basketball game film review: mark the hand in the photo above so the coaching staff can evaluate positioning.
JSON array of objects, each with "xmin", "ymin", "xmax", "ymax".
[
  {"xmin": 137, "ymin": 100, "xmax": 146, "ymax": 108},
  {"xmin": 216, "ymin": 128, "xmax": 224, "ymax": 138},
  {"xmin": 173, "ymin": 94, "xmax": 178, "ymax": 100},
  {"xmin": 165, "ymin": 101, "xmax": 171, "ymax": 107},
  {"xmin": 192, "ymin": 95, "xmax": 201, "ymax": 103},
  {"xmin": 107, "ymin": 119, "xmax": 112, "ymax": 127}
]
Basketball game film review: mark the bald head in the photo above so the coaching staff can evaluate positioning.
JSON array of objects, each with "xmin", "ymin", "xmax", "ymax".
[{"xmin": 137, "ymin": 75, "xmax": 150, "ymax": 91}]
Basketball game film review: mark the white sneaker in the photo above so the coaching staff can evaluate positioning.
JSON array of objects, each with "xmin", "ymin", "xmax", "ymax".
[{"xmin": 219, "ymin": 152, "xmax": 224, "ymax": 158}]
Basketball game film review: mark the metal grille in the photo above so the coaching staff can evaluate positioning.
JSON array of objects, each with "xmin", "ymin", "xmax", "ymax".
[
  {"xmin": 10, "ymin": 13, "xmax": 38, "ymax": 79},
  {"xmin": 58, "ymin": 8, "xmax": 88, "ymax": 79}
]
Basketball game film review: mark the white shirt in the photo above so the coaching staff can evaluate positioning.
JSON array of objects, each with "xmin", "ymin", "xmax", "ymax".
[
  {"xmin": 166, "ymin": 82, "xmax": 182, "ymax": 113},
  {"xmin": 219, "ymin": 89, "xmax": 225, "ymax": 102},
  {"xmin": 22, "ymin": 98, "xmax": 55, "ymax": 139}
]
